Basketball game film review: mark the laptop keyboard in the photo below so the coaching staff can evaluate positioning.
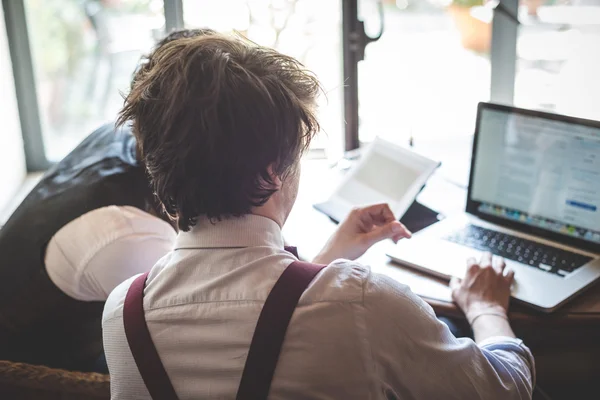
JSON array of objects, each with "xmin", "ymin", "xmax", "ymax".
[{"xmin": 444, "ymin": 225, "xmax": 592, "ymax": 277}]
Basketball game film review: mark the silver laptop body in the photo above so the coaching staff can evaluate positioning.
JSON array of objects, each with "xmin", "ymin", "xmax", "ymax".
[{"xmin": 387, "ymin": 102, "xmax": 600, "ymax": 312}]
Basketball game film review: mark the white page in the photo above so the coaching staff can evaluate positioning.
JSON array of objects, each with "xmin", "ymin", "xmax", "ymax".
[{"xmin": 315, "ymin": 137, "xmax": 440, "ymax": 222}]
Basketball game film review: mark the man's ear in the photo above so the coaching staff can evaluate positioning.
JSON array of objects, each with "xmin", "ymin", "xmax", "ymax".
[{"xmin": 266, "ymin": 164, "xmax": 283, "ymax": 189}]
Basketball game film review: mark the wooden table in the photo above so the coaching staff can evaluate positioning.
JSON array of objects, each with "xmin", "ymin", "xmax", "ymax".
[{"xmin": 284, "ymin": 160, "xmax": 600, "ymax": 398}]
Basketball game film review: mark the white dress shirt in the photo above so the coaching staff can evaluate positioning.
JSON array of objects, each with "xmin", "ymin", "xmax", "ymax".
[
  {"xmin": 103, "ymin": 214, "xmax": 534, "ymax": 399},
  {"xmin": 45, "ymin": 205, "xmax": 176, "ymax": 301}
]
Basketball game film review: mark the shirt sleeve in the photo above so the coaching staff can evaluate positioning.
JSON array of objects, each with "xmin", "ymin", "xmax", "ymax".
[
  {"xmin": 363, "ymin": 272, "xmax": 534, "ymax": 400},
  {"xmin": 45, "ymin": 205, "xmax": 176, "ymax": 301}
]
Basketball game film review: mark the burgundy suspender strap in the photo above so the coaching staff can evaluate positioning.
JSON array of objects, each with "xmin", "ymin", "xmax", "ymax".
[
  {"xmin": 122, "ymin": 249, "xmax": 325, "ymax": 400},
  {"xmin": 123, "ymin": 271, "xmax": 179, "ymax": 400},
  {"xmin": 236, "ymin": 260, "xmax": 326, "ymax": 400}
]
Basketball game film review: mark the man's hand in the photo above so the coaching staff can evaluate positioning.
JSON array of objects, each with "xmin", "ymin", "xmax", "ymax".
[
  {"xmin": 313, "ymin": 204, "xmax": 411, "ymax": 265},
  {"xmin": 450, "ymin": 253, "xmax": 515, "ymax": 336}
]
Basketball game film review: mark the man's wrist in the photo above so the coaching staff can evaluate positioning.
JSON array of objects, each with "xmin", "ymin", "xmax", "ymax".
[
  {"xmin": 465, "ymin": 304, "xmax": 507, "ymax": 325},
  {"xmin": 312, "ymin": 254, "xmax": 328, "ymax": 264},
  {"xmin": 312, "ymin": 248, "xmax": 336, "ymax": 265},
  {"xmin": 469, "ymin": 312, "xmax": 508, "ymax": 326}
]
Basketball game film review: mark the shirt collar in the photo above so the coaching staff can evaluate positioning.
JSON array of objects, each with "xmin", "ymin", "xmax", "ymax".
[{"xmin": 174, "ymin": 214, "xmax": 284, "ymax": 250}]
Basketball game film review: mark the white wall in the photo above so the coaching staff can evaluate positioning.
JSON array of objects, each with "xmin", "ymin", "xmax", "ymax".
[{"xmin": 0, "ymin": 6, "xmax": 26, "ymax": 215}]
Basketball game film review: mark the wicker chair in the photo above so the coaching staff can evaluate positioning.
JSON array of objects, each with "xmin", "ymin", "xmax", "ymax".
[{"xmin": 0, "ymin": 360, "xmax": 109, "ymax": 400}]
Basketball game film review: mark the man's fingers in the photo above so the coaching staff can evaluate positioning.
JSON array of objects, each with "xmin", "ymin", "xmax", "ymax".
[
  {"xmin": 392, "ymin": 223, "xmax": 411, "ymax": 241},
  {"xmin": 504, "ymin": 269, "xmax": 515, "ymax": 284},
  {"xmin": 449, "ymin": 276, "xmax": 461, "ymax": 291},
  {"xmin": 364, "ymin": 221, "xmax": 410, "ymax": 246},
  {"xmin": 449, "ymin": 276, "xmax": 462, "ymax": 302},
  {"xmin": 480, "ymin": 252, "xmax": 493, "ymax": 268},
  {"xmin": 466, "ymin": 257, "xmax": 479, "ymax": 275},
  {"xmin": 391, "ymin": 225, "xmax": 412, "ymax": 243},
  {"xmin": 493, "ymin": 256, "xmax": 506, "ymax": 274},
  {"xmin": 360, "ymin": 203, "xmax": 396, "ymax": 225}
]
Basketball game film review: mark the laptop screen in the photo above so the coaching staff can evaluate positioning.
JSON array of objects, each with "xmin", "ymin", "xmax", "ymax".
[{"xmin": 469, "ymin": 104, "xmax": 600, "ymax": 247}]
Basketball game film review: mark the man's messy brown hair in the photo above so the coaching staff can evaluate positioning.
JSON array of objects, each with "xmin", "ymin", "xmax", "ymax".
[{"xmin": 118, "ymin": 32, "xmax": 321, "ymax": 231}]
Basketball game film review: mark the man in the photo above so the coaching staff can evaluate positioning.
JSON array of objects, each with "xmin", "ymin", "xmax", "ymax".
[
  {"xmin": 103, "ymin": 33, "xmax": 534, "ymax": 398},
  {"xmin": 0, "ymin": 29, "xmax": 212, "ymax": 371}
]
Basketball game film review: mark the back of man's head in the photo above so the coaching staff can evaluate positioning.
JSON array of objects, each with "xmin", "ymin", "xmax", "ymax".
[
  {"xmin": 118, "ymin": 33, "xmax": 321, "ymax": 231},
  {"xmin": 131, "ymin": 28, "xmax": 217, "ymax": 92}
]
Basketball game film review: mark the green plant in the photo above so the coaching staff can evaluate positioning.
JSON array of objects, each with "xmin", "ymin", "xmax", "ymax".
[{"xmin": 452, "ymin": 0, "xmax": 484, "ymax": 7}]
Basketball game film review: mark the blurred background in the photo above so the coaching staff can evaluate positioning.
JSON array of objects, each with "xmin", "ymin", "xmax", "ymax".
[{"xmin": 2, "ymin": 0, "xmax": 600, "ymax": 214}]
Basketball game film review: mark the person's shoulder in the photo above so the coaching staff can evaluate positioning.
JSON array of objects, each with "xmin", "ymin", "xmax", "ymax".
[
  {"xmin": 302, "ymin": 259, "xmax": 370, "ymax": 304},
  {"xmin": 101, "ymin": 205, "xmax": 175, "ymax": 237},
  {"xmin": 307, "ymin": 259, "xmax": 434, "ymax": 316},
  {"xmin": 60, "ymin": 205, "xmax": 175, "ymax": 245},
  {"xmin": 47, "ymin": 205, "xmax": 175, "ymax": 271},
  {"xmin": 102, "ymin": 249, "xmax": 175, "ymax": 322},
  {"xmin": 325, "ymin": 258, "xmax": 371, "ymax": 282},
  {"xmin": 102, "ymin": 274, "xmax": 138, "ymax": 324}
]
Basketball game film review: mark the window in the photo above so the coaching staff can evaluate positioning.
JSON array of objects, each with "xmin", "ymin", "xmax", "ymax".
[
  {"xmin": 515, "ymin": 0, "xmax": 600, "ymax": 121},
  {"xmin": 182, "ymin": 0, "xmax": 345, "ymax": 157},
  {"xmin": 358, "ymin": 0, "xmax": 491, "ymax": 184},
  {"xmin": 5, "ymin": 0, "xmax": 599, "ymax": 175},
  {"xmin": 0, "ymin": 5, "xmax": 26, "ymax": 214},
  {"xmin": 24, "ymin": 0, "xmax": 164, "ymax": 161}
]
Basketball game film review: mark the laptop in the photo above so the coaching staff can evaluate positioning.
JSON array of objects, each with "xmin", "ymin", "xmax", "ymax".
[{"xmin": 387, "ymin": 102, "xmax": 600, "ymax": 312}]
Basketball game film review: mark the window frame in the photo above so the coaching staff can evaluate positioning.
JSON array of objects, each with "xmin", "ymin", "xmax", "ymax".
[
  {"xmin": 490, "ymin": 0, "xmax": 519, "ymax": 105},
  {"xmin": 3, "ymin": 0, "xmax": 520, "ymax": 171},
  {"xmin": 2, "ymin": 0, "xmax": 49, "ymax": 171}
]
